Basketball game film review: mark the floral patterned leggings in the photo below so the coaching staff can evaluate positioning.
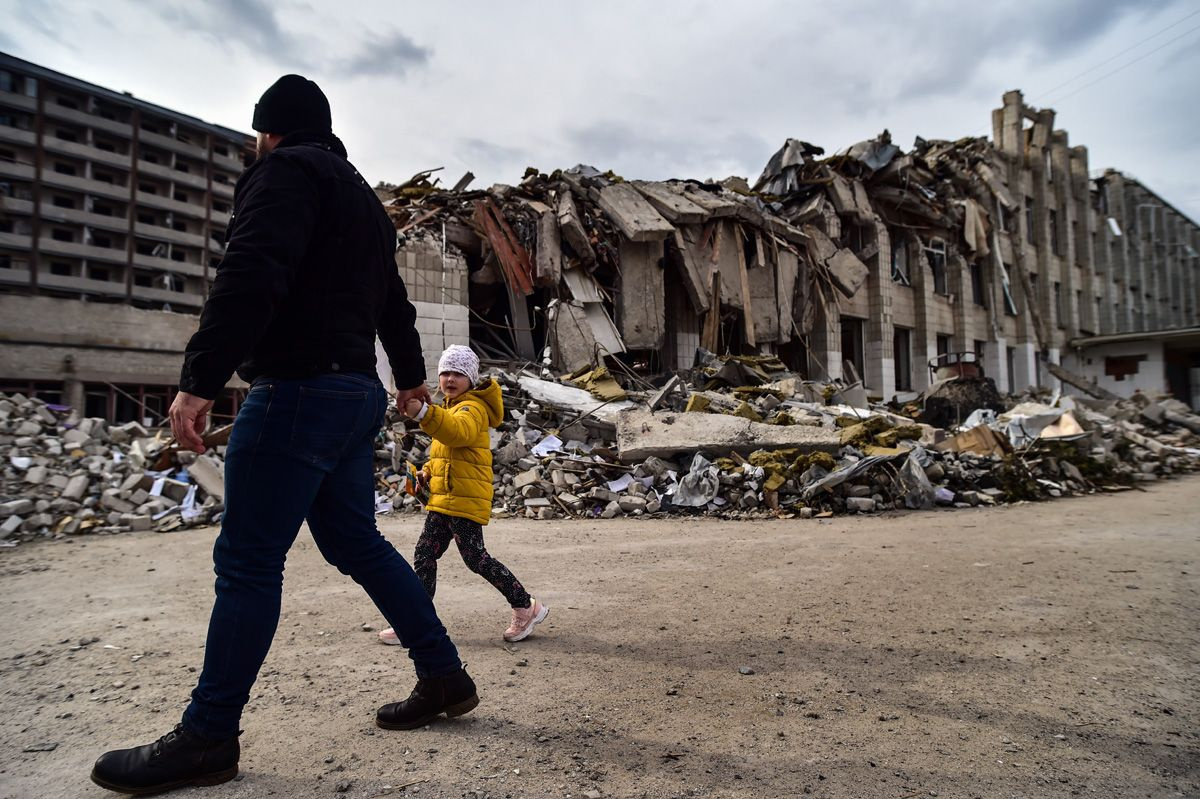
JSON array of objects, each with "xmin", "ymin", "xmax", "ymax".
[{"xmin": 413, "ymin": 511, "xmax": 531, "ymax": 609}]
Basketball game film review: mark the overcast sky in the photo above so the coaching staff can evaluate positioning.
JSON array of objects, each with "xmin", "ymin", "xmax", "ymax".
[{"xmin": 4, "ymin": 1, "xmax": 1199, "ymax": 221}]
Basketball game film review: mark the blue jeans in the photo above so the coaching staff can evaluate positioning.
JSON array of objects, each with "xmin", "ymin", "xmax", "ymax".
[{"xmin": 182, "ymin": 373, "xmax": 461, "ymax": 740}]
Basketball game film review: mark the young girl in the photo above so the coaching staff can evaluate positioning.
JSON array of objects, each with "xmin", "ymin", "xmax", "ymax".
[{"xmin": 378, "ymin": 345, "xmax": 548, "ymax": 644}]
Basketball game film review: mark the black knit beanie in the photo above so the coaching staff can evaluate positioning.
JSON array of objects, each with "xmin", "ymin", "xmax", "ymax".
[{"xmin": 252, "ymin": 75, "xmax": 332, "ymax": 134}]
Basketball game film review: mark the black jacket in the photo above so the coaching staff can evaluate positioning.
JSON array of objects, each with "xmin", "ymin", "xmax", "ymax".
[{"xmin": 179, "ymin": 132, "xmax": 424, "ymax": 399}]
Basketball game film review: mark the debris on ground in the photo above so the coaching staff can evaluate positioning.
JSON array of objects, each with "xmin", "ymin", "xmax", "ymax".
[{"xmin": 3, "ymin": 369, "xmax": 1199, "ymax": 546}]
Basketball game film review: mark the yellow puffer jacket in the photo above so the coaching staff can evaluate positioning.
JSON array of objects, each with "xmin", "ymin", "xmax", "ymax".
[{"xmin": 420, "ymin": 378, "xmax": 504, "ymax": 525}]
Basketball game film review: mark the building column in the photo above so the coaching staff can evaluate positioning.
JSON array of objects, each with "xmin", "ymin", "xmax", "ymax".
[
  {"xmin": 1013, "ymin": 342, "xmax": 1039, "ymax": 392},
  {"xmin": 864, "ymin": 217, "xmax": 895, "ymax": 399}
]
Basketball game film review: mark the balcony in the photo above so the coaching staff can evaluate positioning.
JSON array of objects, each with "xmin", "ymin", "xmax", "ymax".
[
  {"xmin": 39, "ymin": 236, "xmax": 130, "ymax": 265},
  {"xmin": 40, "ymin": 171, "xmax": 131, "ymax": 201},
  {"xmin": 37, "ymin": 271, "xmax": 131, "ymax": 299},
  {"xmin": 138, "ymin": 129, "xmax": 207, "ymax": 161},
  {"xmin": 41, "ymin": 103, "xmax": 133, "ymax": 137},
  {"xmin": 135, "ymin": 191, "xmax": 206, "ymax": 219},
  {"xmin": 0, "ymin": 266, "xmax": 32, "ymax": 288},
  {"xmin": 0, "ymin": 160, "xmax": 36, "ymax": 181},
  {"xmin": 137, "ymin": 159, "xmax": 209, "ymax": 191},
  {"xmin": 38, "ymin": 204, "xmax": 131, "ymax": 235},
  {"xmin": 1, "ymin": 197, "xmax": 34, "ymax": 217},
  {"xmin": 212, "ymin": 180, "xmax": 235, "ymax": 199},
  {"xmin": 134, "ymin": 221, "xmax": 207, "ymax": 249},
  {"xmin": 41, "ymin": 136, "xmax": 132, "ymax": 170},
  {"xmin": 0, "ymin": 90, "xmax": 37, "ymax": 113},
  {"xmin": 0, "ymin": 125, "xmax": 36, "ymax": 147},
  {"xmin": 211, "ymin": 209, "xmax": 232, "ymax": 226},
  {"xmin": 131, "ymin": 284, "xmax": 204, "ymax": 308},
  {"xmin": 0, "ymin": 231, "xmax": 34, "ymax": 250},
  {"xmin": 133, "ymin": 253, "xmax": 206, "ymax": 278}
]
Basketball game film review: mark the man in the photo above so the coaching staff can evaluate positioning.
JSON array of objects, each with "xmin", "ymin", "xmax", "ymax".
[{"xmin": 91, "ymin": 75, "xmax": 478, "ymax": 796}]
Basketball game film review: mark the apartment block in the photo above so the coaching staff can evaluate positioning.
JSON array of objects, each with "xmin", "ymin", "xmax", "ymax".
[{"xmin": 0, "ymin": 53, "xmax": 254, "ymax": 421}]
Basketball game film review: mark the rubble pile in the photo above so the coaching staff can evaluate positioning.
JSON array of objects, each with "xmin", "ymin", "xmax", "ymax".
[
  {"xmin": 374, "ymin": 364, "xmax": 1200, "ymax": 523},
  {"xmin": 5, "ymin": 369, "xmax": 1200, "ymax": 547},
  {"xmin": 0, "ymin": 393, "xmax": 227, "ymax": 545}
]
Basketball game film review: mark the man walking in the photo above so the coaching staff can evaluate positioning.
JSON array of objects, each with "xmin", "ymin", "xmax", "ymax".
[{"xmin": 91, "ymin": 75, "xmax": 478, "ymax": 796}]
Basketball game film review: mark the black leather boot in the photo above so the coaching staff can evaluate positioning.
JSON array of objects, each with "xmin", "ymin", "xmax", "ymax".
[
  {"xmin": 376, "ymin": 667, "xmax": 479, "ymax": 730},
  {"xmin": 91, "ymin": 723, "xmax": 239, "ymax": 795}
]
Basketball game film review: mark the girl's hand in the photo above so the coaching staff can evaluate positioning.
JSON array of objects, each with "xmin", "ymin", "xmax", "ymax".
[
  {"xmin": 403, "ymin": 398, "xmax": 424, "ymax": 418},
  {"xmin": 417, "ymin": 468, "xmax": 430, "ymax": 489}
]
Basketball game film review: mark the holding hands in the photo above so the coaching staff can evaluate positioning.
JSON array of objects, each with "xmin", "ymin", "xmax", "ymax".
[
  {"xmin": 402, "ymin": 398, "xmax": 424, "ymax": 418},
  {"xmin": 395, "ymin": 383, "xmax": 431, "ymax": 420}
]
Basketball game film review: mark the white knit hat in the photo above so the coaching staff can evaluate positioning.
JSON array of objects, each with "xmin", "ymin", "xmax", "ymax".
[{"xmin": 437, "ymin": 344, "xmax": 479, "ymax": 385}]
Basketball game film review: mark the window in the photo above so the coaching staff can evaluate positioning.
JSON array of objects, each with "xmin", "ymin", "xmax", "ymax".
[
  {"xmin": 0, "ymin": 70, "xmax": 13, "ymax": 93},
  {"xmin": 95, "ymin": 140, "xmax": 115, "ymax": 153},
  {"xmin": 92, "ymin": 202, "xmax": 114, "ymax": 216},
  {"xmin": 138, "ymin": 182, "xmax": 157, "ymax": 194},
  {"xmin": 54, "ymin": 162, "xmax": 77, "ymax": 176},
  {"xmin": 93, "ymin": 171, "xmax": 113, "ymax": 184},
  {"xmin": 1006, "ymin": 346, "xmax": 1016, "ymax": 390},
  {"xmin": 173, "ymin": 191, "xmax": 189, "ymax": 203},
  {"xmin": 55, "ymin": 96, "xmax": 79, "ymax": 110},
  {"xmin": 172, "ymin": 221, "xmax": 187, "ymax": 232},
  {"xmin": 1054, "ymin": 281, "xmax": 1065, "ymax": 329},
  {"xmin": 891, "ymin": 236, "xmax": 910, "ymax": 285},
  {"xmin": 51, "ymin": 228, "xmax": 74, "ymax": 242},
  {"xmin": 925, "ymin": 239, "xmax": 948, "ymax": 295},
  {"xmin": 893, "ymin": 328, "xmax": 912, "ymax": 391},
  {"xmin": 936, "ymin": 335, "xmax": 952, "ymax": 358},
  {"xmin": 1025, "ymin": 196, "xmax": 1036, "ymax": 244},
  {"xmin": 92, "ymin": 233, "xmax": 113, "ymax": 248},
  {"xmin": 133, "ymin": 270, "xmax": 154, "ymax": 287},
  {"xmin": 840, "ymin": 317, "xmax": 866, "ymax": 382},
  {"xmin": 171, "ymin": 250, "xmax": 185, "ymax": 262},
  {"xmin": 52, "ymin": 195, "xmax": 75, "ymax": 209},
  {"xmin": 87, "ymin": 265, "xmax": 110, "ymax": 281},
  {"xmin": 970, "ymin": 261, "xmax": 987, "ymax": 307},
  {"xmin": 1049, "ymin": 208, "xmax": 1062, "ymax": 256},
  {"xmin": 0, "ymin": 255, "xmax": 11, "ymax": 269},
  {"xmin": 56, "ymin": 128, "xmax": 79, "ymax": 143},
  {"xmin": 973, "ymin": 340, "xmax": 986, "ymax": 363},
  {"xmin": 50, "ymin": 261, "xmax": 72, "ymax": 276},
  {"xmin": 137, "ymin": 213, "xmax": 155, "ymax": 224},
  {"xmin": 0, "ymin": 148, "xmax": 15, "ymax": 163}
]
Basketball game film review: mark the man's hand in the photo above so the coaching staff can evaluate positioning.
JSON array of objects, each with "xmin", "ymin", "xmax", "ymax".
[
  {"xmin": 402, "ymin": 398, "xmax": 424, "ymax": 419},
  {"xmin": 396, "ymin": 383, "xmax": 431, "ymax": 409},
  {"xmin": 169, "ymin": 391, "xmax": 215, "ymax": 454}
]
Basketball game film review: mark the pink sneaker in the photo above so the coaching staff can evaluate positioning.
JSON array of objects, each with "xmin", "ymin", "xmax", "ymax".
[
  {"xmin": 377, "ymin": 627, "xmax": 400, "ymax": 646},
  {"xmin": 503, "ymin": 598, "xmax": 549, "ymax": 642}
]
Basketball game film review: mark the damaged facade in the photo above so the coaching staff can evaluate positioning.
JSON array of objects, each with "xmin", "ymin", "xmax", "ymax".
[{"xmin": 384, "ymin": 91, "xmax": 1200, "ymax": 409}]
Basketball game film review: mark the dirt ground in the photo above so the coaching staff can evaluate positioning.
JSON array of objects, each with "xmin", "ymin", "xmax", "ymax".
[{"xmin": 1, "ymin": 478, "xmax": 1198, "ymax": 799}]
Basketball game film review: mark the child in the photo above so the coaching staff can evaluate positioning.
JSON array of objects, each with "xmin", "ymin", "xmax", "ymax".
[{"xmin": 378, "ymin": 345, "xmax": 548, "ymax": 644}]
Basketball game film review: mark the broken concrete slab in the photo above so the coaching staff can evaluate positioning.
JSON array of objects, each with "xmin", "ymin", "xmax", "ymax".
[
  {"xmin": 615, "ymin": 410, "xmax": 841, "ymax": 462},
  {"xmin": 596, "ymin": 183, "xmax": 675, "ymax": 242},
  {"xmin": 187, "ymin": 455, "xmax": 225, "ymax": 502}
]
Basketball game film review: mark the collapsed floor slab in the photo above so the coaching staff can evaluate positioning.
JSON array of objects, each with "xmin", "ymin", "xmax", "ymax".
[{"xmin": 615, "ymin": 409, "xmax": 841, "ymax": 462}]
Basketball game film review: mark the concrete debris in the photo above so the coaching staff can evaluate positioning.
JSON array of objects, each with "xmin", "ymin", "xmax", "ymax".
[
  {"xmin": 5, "ymin": 356, "xmax": 1199, "ymax": 545},
  {"xmin": 0, "ymin": 392, "xmax": 227, "ymax": 545}
]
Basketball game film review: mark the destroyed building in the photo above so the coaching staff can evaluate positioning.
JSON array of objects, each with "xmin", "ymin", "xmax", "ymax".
[{"xmin": 380, "ymin": 91, "xmax": 1199, "ymax": 410}]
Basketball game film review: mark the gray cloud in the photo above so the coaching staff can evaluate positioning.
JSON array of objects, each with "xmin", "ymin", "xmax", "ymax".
[
  {"xmin": 154, "ymin": 0, "xmax": 314, "ymax": 68},
  {"xmin": 332, "ymin": 31, "xmax": 431, "ymax": 77}
]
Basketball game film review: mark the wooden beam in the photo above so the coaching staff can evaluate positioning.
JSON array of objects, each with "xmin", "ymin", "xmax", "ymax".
[{"xmin": 472, "ymin": 198, "xmax": 534, "ymax": 295}]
